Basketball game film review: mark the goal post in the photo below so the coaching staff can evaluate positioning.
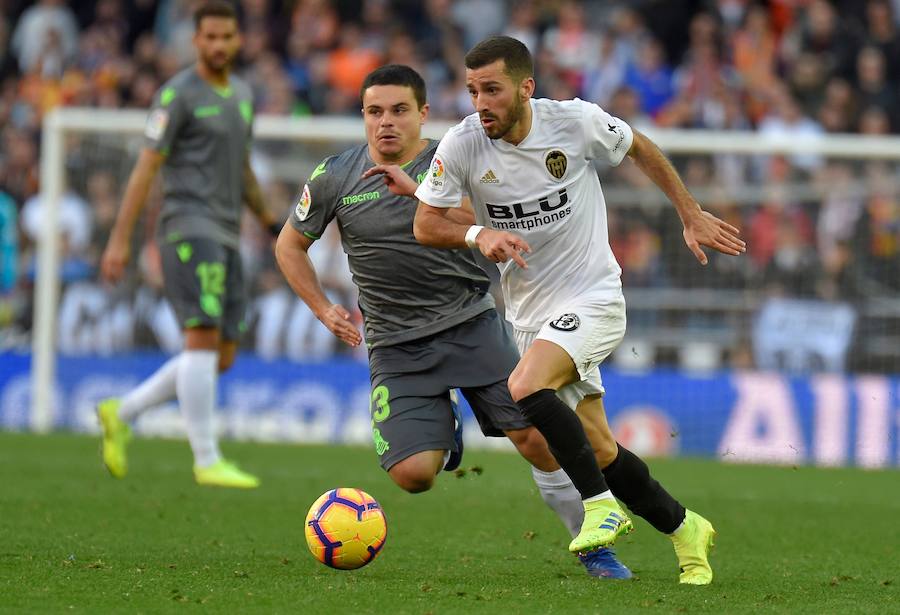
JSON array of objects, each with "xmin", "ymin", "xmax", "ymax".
[{"xmin": 31, "ymin": 107, "xmax": 900, "ymax": 462}]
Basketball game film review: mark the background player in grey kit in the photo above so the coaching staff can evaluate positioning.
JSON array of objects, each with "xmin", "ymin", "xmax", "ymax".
[
  {"xmin": 96, "ymin": 1, "xmax": 281, "ymax": 489},
  {"xmin": 275, "ymin": 64, "xmax": 632, "ymax": 578}
]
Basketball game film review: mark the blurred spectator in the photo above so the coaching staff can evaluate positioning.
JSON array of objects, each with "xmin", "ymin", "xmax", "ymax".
[
  {"xmin": 852, "ymin": 189, "xmax": 900, "ymax": 292},
  {"xmin": 452, "ymin": 0, "xmax": 505, "ymax": 50},
  {"xmin": 672, "ymin": 14, "xmax": 730, "ymax": 128},
  {"xmin": 503, "ymin": 0, "xmax": 539, "ymax": 55},
  {"xmin": 816, "ymin": 76, "xmax": 857, "ymax": 132},
  {"xmin": 154, "ymin": 0, "xmax": 196, "ymax": 66},
  {"xmin": 20, "ymin": 187, "xmax": 92, "ymax": 255},
  {"xmin": 816, "ymin": 162, "xmax": 865, "ymax": 266},
  {"xmin": 787, "ymin": 53, "xmax": 827, "ymax": 119},
  {"xmin": 785, "ymin": 0, "xmax": 861, "ymax": 82},
  {"xmin": 858, "ymin": 105, "xmax": 892, "ymax": 135},
  {"xmin": 854, "ymin": 46, "xmax": 899, "ymax": 130},
  {"xmin": 731, "ymin": 2, "xmax": 778, "ymax": 121},
  {"xmin": 758, "ymin": 86, "xmax": 824, "ymax": 172},
  {"xmin": 0, "ymin": 128, "xmax": 38, "ymax": 203},
  {"xmin": 619, "ymin": 221, "xmax": 668, "ymax": 289},
  {"xmin": 864, "ymin": 0, "xmax": 900, "ymax": 81},
  {"xmin": 0, "ymin": 189, "xmax": 16, "ymax": 293},
  {"xmin": 622, "ymin": 39, "xmax": 674, "ymax": 117},
  {"xmin": 582, "ymin": 29, "xmax": 627, "ymax": 107},
  {"xmin": 748, "ymin": 181, "xmax": 813, "ymax": 271},
  {"xmin": 763, "ymin": 222, "xmax": 820, "ymax": 297},
  {"xmin": 607, "ymin": 85, "xmax": 652, "ymax": 130},
  {"xmin": 716, "ymin": 0, "xmax": 750, "ymax": 35},
  {"xmin": 609, "ymin": 6, "xmax": 651, "ymax": 69},
  {"xmin": 11, "ymin": 0, "xmax": 79, "ymax": 75},
  {"xmin": 325, "ymin": 23, "xmax": 383, "ymax": 113},
  {"xmin": 541, "ymin": 0, "xmax": 601, "ymax": 91}
]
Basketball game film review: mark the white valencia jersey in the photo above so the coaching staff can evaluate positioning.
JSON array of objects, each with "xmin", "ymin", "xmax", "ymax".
[{"xmin": 415, "ymin": 98, "xmax": 634, "ymax": 330}]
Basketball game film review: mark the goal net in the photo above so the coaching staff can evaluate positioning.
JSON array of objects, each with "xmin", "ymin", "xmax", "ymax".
[{"xmin": 9, "ymin": 107, "xmax": 900, "ymax": 468}]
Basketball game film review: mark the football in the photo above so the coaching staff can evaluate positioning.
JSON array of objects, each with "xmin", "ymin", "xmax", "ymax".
[{"xmin": 304, "ymin": 488, "xmax": 387, "ymax": 570}]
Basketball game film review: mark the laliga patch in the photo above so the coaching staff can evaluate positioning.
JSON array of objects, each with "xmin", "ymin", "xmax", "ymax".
[
  {"xmin": 295, "ymin": 184, "xmax": 312, "ymax": 221},
  {"xmin": 145, "ymin": 109, "xmax": 169, "ymax": 140},
  {"xmin": 430, "ymin": 157, "xmax": 444, "ymax": 188},
  {"xmin": 549, "ymin": 313, "xmax": 580, "ymax": 331}
]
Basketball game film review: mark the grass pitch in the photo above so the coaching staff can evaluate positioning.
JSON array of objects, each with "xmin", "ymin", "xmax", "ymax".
[{"xmin": 0, "ymin": 432, "xmax": 897, "ymax": 614}]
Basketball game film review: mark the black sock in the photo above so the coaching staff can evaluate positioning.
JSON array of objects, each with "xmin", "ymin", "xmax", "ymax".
[
  {"xmin": 603, "ymin": 444, "xmax": 686, "ymax": 534},
  {"xmin": 517, "ymin": 389, "xmax": 608, "ymax": 499}
]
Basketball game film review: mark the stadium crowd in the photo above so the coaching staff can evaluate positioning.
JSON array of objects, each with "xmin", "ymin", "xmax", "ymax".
[{"xmin": 1, "ymin": 0, "xmax": 899, "ymax": 370}]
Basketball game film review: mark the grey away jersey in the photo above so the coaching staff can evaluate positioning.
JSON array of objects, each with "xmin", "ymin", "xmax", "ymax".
[
  {"xmin": 289, "ymin": 140, "xmax": 494, "ymax": 348},
  {"xmin": 145, "ymin": 67, "xmax": 254, "ymax": 249}
]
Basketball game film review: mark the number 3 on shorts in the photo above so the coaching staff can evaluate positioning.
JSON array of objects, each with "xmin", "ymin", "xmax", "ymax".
[{"xmin": 371, "ymin": 385, "xmax": 391, "ymax": 422}]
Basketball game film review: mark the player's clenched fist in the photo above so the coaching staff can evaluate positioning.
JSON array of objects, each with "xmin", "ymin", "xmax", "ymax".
[
  {"xmin": 474, "ymin": 228, "xmax": 531, "ymax": 268},
  {"xmin": 318, "ymin": 303, "xmax": 362, "ymax": 347}
]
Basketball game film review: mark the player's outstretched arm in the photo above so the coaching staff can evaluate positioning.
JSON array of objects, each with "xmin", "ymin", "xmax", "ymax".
[
  {"xmin": 243, "ymin": 158, "xmax": 281, "ymax": 238},
  {"xmin": 626, "ymin": 129, "xmax": 746, "ymax": 265},
  {"xmin": 101, "ymin": 148, "xmax": 164, "ymax": 283},
  {"xmin": 414, "ymin": 202, "xmax": 531, "ymax": 268},
  {"xmin": 274, "ymin": 225, "xmax": 361, "ymax": 347}
]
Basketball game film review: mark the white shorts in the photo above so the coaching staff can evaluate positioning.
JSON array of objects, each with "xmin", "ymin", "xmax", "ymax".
[{"xmin": 513, "ymin": 297, "xmax": 626, "ymax": 410}]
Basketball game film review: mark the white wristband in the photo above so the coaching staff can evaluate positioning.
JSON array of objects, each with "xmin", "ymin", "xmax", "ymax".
[{"xmin": 465, "ymin": 225, "xmax": 484, "ymax": 249}]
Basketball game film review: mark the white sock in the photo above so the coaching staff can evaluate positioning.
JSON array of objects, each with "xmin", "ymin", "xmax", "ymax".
[
  {"xmin": 176, "ymin": 350, "xmax": 222, "ymax": 468},
  {"xmin": 118, "ymin": 355, "xmax": 180, "ymax": 422},
  {"xmin": 583, "ymin": 490, "xmax": 615, "ymax": 504},
  {"xmin": 532, "ymin": 467, "xmax": 585, "ymax": 537}
]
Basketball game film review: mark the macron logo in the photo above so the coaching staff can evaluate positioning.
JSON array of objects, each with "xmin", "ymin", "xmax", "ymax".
[{"xmin": 480, "ymin": 169, "xmax": 500, "ymax": 184}]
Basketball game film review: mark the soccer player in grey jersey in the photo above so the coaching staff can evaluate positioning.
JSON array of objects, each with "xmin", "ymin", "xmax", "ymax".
[
  {"xmin": 276, "ymin": 64, "xmax": 632, "ymax": 579},
  {"xmin": 96, "ymin": 1, "xmax": 280, "ymax": 489}
]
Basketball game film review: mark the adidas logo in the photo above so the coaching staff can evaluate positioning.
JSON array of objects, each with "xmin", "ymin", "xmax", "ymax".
[{"xmin": 480, "ymin": 169, "xmax": 500, "ymax": 184}]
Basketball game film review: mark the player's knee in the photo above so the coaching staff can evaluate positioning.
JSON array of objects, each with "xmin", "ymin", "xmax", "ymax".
[
  {"xmin": 389, "ymin": 469, "xmax": 435, "ymax": 494},
  {"xmin": 388, "ymin": 457, "xmax": 438, "ymax": 494},
  {"xmin": 217, "ymin": 341, "xmax": 237, "ymax": 373},
  {"xmin": 217, "ymin": 353, "xmax": 235, "ymax": 373},
  {"xmin": 507, "ymin": 369, "xmax": 540, "ymax": 403}
]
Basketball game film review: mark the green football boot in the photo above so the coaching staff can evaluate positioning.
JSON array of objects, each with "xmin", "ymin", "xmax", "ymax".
[
  {"xmin": 671, "ymin": 509, "xmax": 716, "ymax": 585},
  {"xmin": 569, "ymin": 498, "xmax": 634, "ymax": 554},
  {"xmin": 96, "ymin": 398, "xmax": 131, "ymax": 478},
  {"xmin": 194, "ymin": 460, "xmax": 260, "ymax": 489}
]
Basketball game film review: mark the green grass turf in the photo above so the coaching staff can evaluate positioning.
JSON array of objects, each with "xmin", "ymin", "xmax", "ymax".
[{"xmin": 0, "ymin": 432, "xmax": 897, "ymax": 614}]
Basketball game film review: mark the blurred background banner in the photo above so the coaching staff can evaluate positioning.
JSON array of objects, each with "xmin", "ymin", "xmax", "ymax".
[{"xmin": 2, "ymin": 352, "xmax": 896, "ymax": 469}]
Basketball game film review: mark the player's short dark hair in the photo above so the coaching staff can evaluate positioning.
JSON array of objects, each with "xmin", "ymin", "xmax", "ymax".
[
  {"xmin": 360, "ymin": 65, "xmax": 427, "ymax": 109},
  {"xmin": 194, "ymin": 0, "xmax": 238, "ymax": 30},
  {"xmin": 465, "ymin": 36, "xmax": 534, "ymax": 83}
]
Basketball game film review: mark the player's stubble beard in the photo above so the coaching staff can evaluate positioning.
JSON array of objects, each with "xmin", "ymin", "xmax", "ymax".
[
  {"xmin": 482, "ymin": 94, "xmax": 526, "ymax": 141},
  {"xmin": 200, "ymin": 50, "xmax": 234, "ymax": 79}
]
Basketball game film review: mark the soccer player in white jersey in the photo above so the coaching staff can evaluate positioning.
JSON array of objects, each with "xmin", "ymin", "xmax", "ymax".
[{"xmin": 414, "ymin": 36, "xmax": 745, "ymax": 584}]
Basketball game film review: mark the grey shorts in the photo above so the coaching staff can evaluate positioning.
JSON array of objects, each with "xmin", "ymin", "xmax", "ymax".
[
  {"xmin": 367, "ymin": 309, "xmax": 529, "ymax": 470},
  {"xmin": 159, "ymin": 237, "xmax": 246, "ymax": 341}
]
